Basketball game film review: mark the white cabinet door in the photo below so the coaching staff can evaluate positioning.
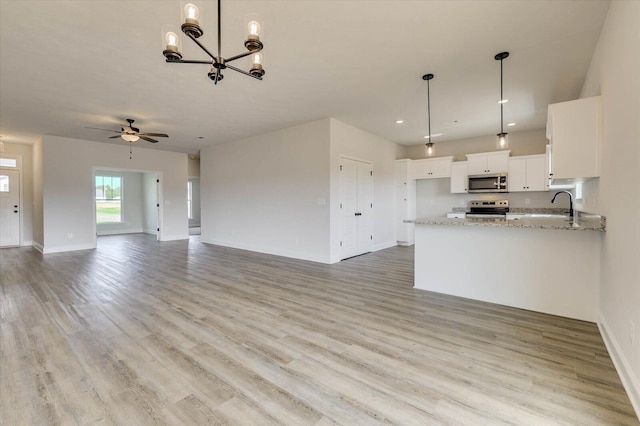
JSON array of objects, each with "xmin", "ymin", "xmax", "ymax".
[
  {"xmin": 508, "ymin": 158, "xmax": 528, "ymax": 192},
  {"xmin": 486, "ymin": 152, "xmax": 509, "ymax": 173},
  {"xmin": 508, "ymin": 155, "xmax": 548, "ymax": 192},
  {"xmin": 340, "ymin": 157, "xmax": 374, "ymax": 259},
  {"xmin": 0, "ymin": 170, "xmax": 20, "ymax": 247},
  {"xmin": 525, "ymin": 156, "xmax": 547, "ymax": 191},
  {"xmin": 410, "ymin": 156, "xmax": 453, "ymax": 179},
  {"xmin": 547, "ymin": 96, "xmax": 600, "ymax": 184},
  {"xmin": 466, "ymin": 151, "xmax": 510, "ymax": 175},
  {"xmin": 450, "ymin": 162, "xmax": 468, "ymax": 194}
]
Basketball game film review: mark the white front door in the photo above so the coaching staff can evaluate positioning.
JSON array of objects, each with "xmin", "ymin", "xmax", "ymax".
[
  {"xmin": 0, "ymin": 170, "xmax": 20, "ymax": 247},
  {"xmin": 339, "ymin": 157, "xmax": 374, "ymax": 260}
]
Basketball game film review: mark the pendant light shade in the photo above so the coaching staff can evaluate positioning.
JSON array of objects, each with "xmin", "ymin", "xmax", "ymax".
[
  {"xmin": 423, "ymin": 73, "xmax": 435, "ymax": 157},
  {"xmin": 495, "ymin": 51, "xmax": 509, "ymax": 149}
]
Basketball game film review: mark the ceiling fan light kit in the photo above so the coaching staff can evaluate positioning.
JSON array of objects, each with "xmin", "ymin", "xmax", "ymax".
[
  {"xmin": 86, "ymin": 118, "xmax": 169, "ymax": 159},
  {"xmin": 162, "ymin": 0, "xmax": 266, "ymax": 85}
]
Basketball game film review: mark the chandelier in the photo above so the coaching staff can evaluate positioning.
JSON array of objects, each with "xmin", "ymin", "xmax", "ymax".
[{"xmin": 162, "ymin": 1, "xmax": 265, "ymax": 84}]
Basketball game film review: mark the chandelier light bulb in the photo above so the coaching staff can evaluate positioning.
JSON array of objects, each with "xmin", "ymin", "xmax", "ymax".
[
  {"xmin": 248, "ymin": 20, "xmax": 262, "ymax": 37},
  {"xmin": 425, "ymin": 142, "xmax": 434, "ymax": 157},
  {"xmin": 165, "ymin": 32, "xmax": 179, "ymax": 48},
  {"xmin": 252, "ymin": 52, "xmax": 263, "ymax": 66},
  {"xmin": 497, "ymin": 132, "xmax": 508, "ymax": 149},
  {"xmin": 184, "ymin": 3, "xmax": 199, "ymax": 21}
]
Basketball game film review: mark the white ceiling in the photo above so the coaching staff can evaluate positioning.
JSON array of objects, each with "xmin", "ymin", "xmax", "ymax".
[{"xmin": 0, "ymin": 0, "xmax": 610, "ymax": 156}]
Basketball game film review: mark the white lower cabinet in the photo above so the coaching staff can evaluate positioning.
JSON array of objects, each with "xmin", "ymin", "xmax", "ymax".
[
  {"xmin": 450, "ymin": 161, "xmax": 468, "ymax": 194},
  {"xmin": 508, "ymin": 155, "xmax": 548, "ymax": 192}
]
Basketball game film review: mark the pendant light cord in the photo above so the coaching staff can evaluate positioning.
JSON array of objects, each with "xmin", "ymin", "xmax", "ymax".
[
  {"xmin": 427, "ymin": 78, "xmax": 431, "ymax": 141},
  {"xmin": 217, "ymin": 0, "xmax": 222, "ymax": 55},
  {"xmin": 500, "ymin": 57, "xmax": 504, "ymax": 134}
]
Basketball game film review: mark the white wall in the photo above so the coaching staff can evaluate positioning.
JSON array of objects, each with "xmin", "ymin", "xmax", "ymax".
[
  {"xmin": 189, "ymin": 178, "xmax": 201, "ymax": 228},
  {"xmin": 142, "ymin": 172, "xmax": 159, "ymax": 235},
  {"xmin": 32, "ymin": 139, "xmax": 43, "ymax": 249},
  {"xmin": 1, "ymin": 142, "xmax": 33, "ymax": 245},
  {"xmin": 200, "ymin": 119, "xmax": 331, "ymax": 263},
  {"xmin": 95, "ymin": 170, "xmax": 144, "ymax": 236},
  {"xmin": 38, "ymin": 136, "xmax": 188, "ymax": 253},
  {"xmin": 415, "ymin": 178, "xmax": 562, "ymax": 218},
  {"xmin": 403, "ymin": 129, "xmax": 548, "ymax": 161},
  {"xmin": 329, "ymin": 118, "xmax": 398, "ymax": 262},
  {"xmin": 576, "ymin": 0, "xmax": 640, "ymax": 415}
]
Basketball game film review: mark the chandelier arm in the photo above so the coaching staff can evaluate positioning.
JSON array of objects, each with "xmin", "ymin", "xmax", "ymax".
[
  {"xmin": 166, "ymin": 59, "xmax": 213, "ymax": 64},
  {"xmin": 186, "ymin": 32, "xmax": 219, "ymax": 62},
  {"xmin": 225, "ymin": 49, "xmax": 260, "ymax": 63},
  {"xmin": 226, "ymin": 64, "xmax": 262, "ymax": 80}
]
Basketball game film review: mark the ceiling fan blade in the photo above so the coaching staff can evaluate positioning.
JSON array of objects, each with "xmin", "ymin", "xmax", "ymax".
[
  {"xmin": 139, "ymin": 136, "xmax": 159, "ymax": 143},
  {"xmin": 108, "ymin": 135, "xmax": 122, "ymax": 139},
  {"xmin": 85, "ymin": 126, "xmax": 121, "ymax": 133},
  {"xmin": 139, "ymin": 132, "xmax": 168, "ymax": 137}
]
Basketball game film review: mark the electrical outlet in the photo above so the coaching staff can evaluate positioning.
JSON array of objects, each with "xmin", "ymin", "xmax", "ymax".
[
  {"xmin": 67, "ymin": 232, "xmax": 73, "ymax": 239},
  {"xmin": 525, "ymin": 198, "xmax": 531, "ymax": 205},
  {"xmin": 630, "ymin": 321, "xmax": 636, "ymax": 346}
]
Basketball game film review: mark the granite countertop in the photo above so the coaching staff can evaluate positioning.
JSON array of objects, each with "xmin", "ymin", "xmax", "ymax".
[{"xmin": 412, "ymin": 211, "xmax": 605, "ymax": 232}]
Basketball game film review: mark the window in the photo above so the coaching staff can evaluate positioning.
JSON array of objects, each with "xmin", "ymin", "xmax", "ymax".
[
  {"xmin": 187, "ymin": 180, "xmax": 193, "ymax": 219},
  {"xmin": 0, "ymin": 175, "xmax": 8, "ymax": 192},
  {"xmin": 0, "ymin": 158, "xmax": 17, "ymax": 168},
  {"xmin": 96, "ymin": 175, "xmax": 122, "ymax": 223}
]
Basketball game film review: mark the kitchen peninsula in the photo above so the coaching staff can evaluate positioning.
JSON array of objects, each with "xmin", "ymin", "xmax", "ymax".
[{"xmin": 414, "ymin": 213, "xmax": 605, "ymax": 322}]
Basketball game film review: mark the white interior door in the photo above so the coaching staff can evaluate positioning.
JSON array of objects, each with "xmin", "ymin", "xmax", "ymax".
[
  {"xmin": 339, "ymin": 157, "xmax": 374, "ymax": 260},
  {"xmin": 0, "ymin": 170, "xmax": 20, "ymax": 247}
]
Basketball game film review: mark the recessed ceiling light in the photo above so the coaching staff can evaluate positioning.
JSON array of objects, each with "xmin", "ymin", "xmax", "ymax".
[
  {"xmin": 424, "ymin": 133, "xmax": 443, "ymax": 139},
  {"xmin": 507, "ymin": 122, "xmax": 516, "ymax": 127},
  {"xmin": 498, "ymin": 99, "xmax": 509, "ymax": 104},
  {"xmin": 395, "ymin": 120, "xmax": 404, "ymax": 124},
  {"xmin": 198, "ymin": 136, "xmax": 204, "ymax": 139}
]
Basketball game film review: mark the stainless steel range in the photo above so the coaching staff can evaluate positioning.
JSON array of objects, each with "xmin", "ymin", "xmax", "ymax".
[{"xmin": 466, "ymin": 200, "xmax": 509, "ymax": 219}]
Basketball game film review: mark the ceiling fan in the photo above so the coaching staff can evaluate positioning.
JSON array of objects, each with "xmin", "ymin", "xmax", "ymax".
[{"xmin": 86, "ymin": 119, "xmax": 168, "ymax": 143}]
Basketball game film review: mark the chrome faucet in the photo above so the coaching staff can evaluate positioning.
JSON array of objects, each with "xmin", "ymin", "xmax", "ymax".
[{"xmin": 551, "ymin": 191, "xmax": 574, "ymax": 218}]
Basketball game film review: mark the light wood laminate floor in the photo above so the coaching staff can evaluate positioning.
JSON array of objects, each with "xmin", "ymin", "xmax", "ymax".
[{"xmin": 1, "ymin": 234, "xmax": 637, "ymax": 425}]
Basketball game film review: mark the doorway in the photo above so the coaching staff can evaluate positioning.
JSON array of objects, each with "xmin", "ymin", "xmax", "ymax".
[
  {"xmin": 93, "ymin": 168, "xmax": 161, "ymax": 243},
  {"xmin": 188, "ymin": 177, "xmax": 201, "ymax": 235},
  {"xmin": 339, "ymin": 156, "xmax": 374, "ymax": 260}
]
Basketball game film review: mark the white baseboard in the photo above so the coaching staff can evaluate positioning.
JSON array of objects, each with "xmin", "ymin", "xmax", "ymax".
[
  {"xmin": 21, "ymin": 240, "xmax": 33, "ymax": 247},
  {"xmin": 143, "ymin": 228, "xmax": 158, "ymax": 235},
  {"xmin": 598, "ymin": 313, "xmax": 640, "ymax": 419},
  {"xmin": 372, "ymin": 240, "xmax": 397, "ymax": 252},
  {"xmin": 202, "ymin": 238, "xmax": 331, "ymax": 264},
  {"xmin": 41, "ymin": 242, "xmax": 96, "ymax": 254},
  {"xmin": 32, "ymin": 241, "xmax": 44, "ymax": 253},
  {"xmin": 97, "ymin": 228, "xmax": 144, "ymax": 236},
  {"xmin": 396, "ymin": 240, "xmax": 414, "ymax": 246}
]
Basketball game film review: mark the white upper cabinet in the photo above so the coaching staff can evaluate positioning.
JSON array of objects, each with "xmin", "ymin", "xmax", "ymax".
[
  {"xmin": 450, "ymin": 161, "xmax": 469, "ymax": 194},
  {"xmin": 546, "ymin": 96, "xmax": 601, "ymax": 184},
  {"xmin": 410, "ymin": 156, "xmax": 454, "ymax": 180},
  {"xmin": 508, "ymin": 155, "xmax": 548, "ymax": 192},
  {"xmin": 466, "ymin": 151, "xmax": 510, "ymax": 175}
]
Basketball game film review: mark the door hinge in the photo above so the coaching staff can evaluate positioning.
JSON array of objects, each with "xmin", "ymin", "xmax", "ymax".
[
  {"xmin": 157, "ymin": 203, "xmax": 160, "ymax": 208},
  {"xmin": 370, "ymin": 171, "xmax": 373, "ymax": 176},
  {"xmin": 340, "ymin": 241, "xmax": 343, "ymax": 246},
  {"xmin": 340, "ymin": 165, "xmax": 343, "ymax": 171},
  {"xmin": 370, "ymin": 235, "xmax": 373, "ymax": 240},
  {"xmin": 370, "ymin": 203, "xmax": 373, "ymax": 208},
  {"xmin": 340, "ymin": 203, "xmax": 342, "ymax": 209}
]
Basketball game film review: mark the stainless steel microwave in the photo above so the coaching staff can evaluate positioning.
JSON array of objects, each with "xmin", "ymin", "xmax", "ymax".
[{"xmin": 468, "ymin": 173, "xmax": 508, "ymax": 193}]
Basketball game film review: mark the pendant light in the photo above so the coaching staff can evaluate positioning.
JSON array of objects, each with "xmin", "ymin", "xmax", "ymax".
[
  {"xmin": 423, "ymin": 73, "xmax": 435, "ymax": 157},
  {"xmin": 495, "ymin": 51, "xmax": 509, "ymax": 149}
]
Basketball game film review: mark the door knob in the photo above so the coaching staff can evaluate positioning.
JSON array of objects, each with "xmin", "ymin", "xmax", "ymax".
[
  {"xmin": 14, "ymin": 205, "xmax": 18, "ymax": 208},
  {"xmin": 14, "ymin": 210, "xmax": 18, "ymax": 213}
]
